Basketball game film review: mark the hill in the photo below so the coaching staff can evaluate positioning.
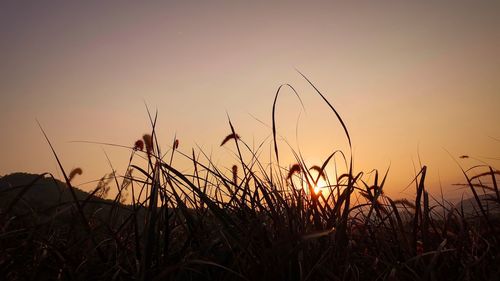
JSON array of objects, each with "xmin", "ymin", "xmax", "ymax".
[{"xmin": 0, "ymin": 172, "xmax": 94, "ymax": 210}]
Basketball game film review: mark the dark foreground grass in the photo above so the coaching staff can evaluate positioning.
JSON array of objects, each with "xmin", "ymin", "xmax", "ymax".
[{"xmin": 1, "ymin": 78, "xmax": 499, "ymax": 280}]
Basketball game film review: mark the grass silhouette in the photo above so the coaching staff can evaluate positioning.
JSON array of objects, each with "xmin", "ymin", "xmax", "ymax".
[{"xmin": 1, "ymin": 76, "xmax": 499, "ymax": 280}]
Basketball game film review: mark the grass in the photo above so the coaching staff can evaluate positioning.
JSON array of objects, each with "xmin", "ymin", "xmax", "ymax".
[{"xmin": 1, "ymin": 76, "xmax": 499, "ymax": 280}]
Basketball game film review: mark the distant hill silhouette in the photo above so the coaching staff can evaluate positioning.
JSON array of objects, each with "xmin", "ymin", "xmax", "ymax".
[
  {"xmin": 454, "ymin": 192, "xmax": 500, "ymax": 218},
  {"xmin": 0, "ymin": 172, "xmax": 93, "ymax": 210},
  {"xmin": 0, "ymin": 172, "xmax": 140, "ymax": 225}
]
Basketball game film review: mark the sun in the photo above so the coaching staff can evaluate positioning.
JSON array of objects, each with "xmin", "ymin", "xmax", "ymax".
[
  {"xmin": 313, "ymin": 185, "xmax": 321, "ymax": 194},
  {"xmin": 312, "ymin": 178, "xmax": 328, "ymax": 195}
]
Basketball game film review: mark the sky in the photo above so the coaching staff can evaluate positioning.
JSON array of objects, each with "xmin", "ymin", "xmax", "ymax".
[{"xmin": 1, "ymin": 0, "xmax": 499, "ymax": 199}]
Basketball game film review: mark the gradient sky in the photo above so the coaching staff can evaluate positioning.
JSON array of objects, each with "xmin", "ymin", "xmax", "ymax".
[{"xmin": 1, "ymin": 1, "xmax": 499, "ymax": 199}]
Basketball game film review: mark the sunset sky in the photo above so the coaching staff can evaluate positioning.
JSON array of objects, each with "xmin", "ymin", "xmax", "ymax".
[{"xmin": 1, "ymin": 1, "xmax": 499, "ymax": 199}]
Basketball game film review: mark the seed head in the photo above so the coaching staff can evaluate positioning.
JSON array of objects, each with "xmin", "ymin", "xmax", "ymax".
[
  {"xmin": 69, "ymin": 167, "xmax": 83, "ymax": 182},
  {"xmin": 133, "ymin": 140, "xmax": 144, "ymax": 151}
]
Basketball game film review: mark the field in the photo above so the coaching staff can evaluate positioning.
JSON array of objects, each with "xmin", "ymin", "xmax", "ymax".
[{"xmin": 1, "ymin": 83, "xmax": 499, "ymax": 281}]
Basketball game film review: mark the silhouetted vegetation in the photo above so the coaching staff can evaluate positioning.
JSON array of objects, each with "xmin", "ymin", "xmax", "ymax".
[{"xmin": 1, "ymin": 78, "xmax": 499, "ymax": 280}]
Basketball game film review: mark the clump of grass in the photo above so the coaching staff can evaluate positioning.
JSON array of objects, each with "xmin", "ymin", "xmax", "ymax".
[{"xmin": 1, "ymin": 75, "xmax": 498, "ymax": 280}]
